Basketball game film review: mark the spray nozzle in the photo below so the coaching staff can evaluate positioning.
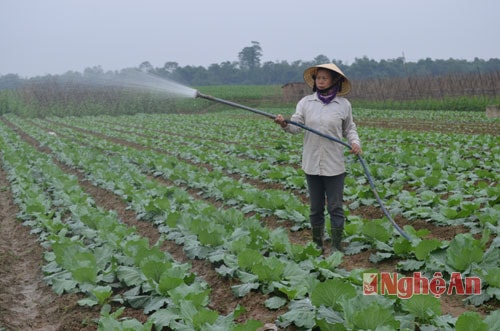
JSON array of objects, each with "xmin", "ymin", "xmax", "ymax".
[
  {"xmin": 196, "ymin": 91, "xmax": 209, "ymax": 99},
  {"xmin": 195, "ymin": 91, "xmax": 217, "ymax": 102}
]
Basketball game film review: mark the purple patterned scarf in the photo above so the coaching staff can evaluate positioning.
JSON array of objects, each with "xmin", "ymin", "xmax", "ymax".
[{"xmin": 317, "ymin": 84, "xmax": 339, "ymax": 104}]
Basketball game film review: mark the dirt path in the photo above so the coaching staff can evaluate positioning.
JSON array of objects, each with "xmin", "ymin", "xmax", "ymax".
[{"xmin": 0, "ymin": 163, "xmax": 100, "ymax": 330}]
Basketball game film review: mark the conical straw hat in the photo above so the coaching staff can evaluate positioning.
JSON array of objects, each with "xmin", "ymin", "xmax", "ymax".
[{"xmin": 303, "ymin": 63, "xmax": 351, "ymax": 96}]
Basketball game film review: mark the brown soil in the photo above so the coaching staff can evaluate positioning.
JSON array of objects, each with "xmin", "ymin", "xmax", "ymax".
[
  {"xmin": 0, "ymin": 165, "xmax": 99, "ymax": 331},
  {"xmin": 1, "ymin": 115, "xmax": 498, "ymax": 330}
]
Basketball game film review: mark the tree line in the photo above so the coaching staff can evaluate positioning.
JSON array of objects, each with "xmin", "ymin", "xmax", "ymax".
[{"xmin": 1, "ymin": 41, "xmax": 500, "ymax": 89}]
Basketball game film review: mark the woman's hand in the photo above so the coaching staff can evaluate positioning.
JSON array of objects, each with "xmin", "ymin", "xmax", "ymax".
[
  {"xmin": 350, "ymin": 143, "xmax": 362, "ymax": 155},
  {"xmin": 274, "ymin": 114, "xmax": 288, "ymax": 128}
]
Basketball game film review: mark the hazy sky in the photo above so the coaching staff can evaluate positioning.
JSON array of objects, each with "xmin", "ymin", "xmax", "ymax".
[{"xmin": 1, "ymin": 0, "xmax": 499, "ymax": 77}]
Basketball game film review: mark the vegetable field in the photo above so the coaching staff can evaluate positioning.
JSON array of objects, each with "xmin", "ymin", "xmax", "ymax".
[{"xmin": 1, "ymin": 106, "xmax": 499, "ymax": 330}]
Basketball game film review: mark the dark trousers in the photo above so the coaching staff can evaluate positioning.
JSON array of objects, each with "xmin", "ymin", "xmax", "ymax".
[{"xmin": 305, "ymin": 173, "xmax": 345, "ymax": 229}]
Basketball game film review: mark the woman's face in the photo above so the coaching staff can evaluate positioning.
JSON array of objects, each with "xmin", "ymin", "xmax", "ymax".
[{"xmin": 315, "ymin": 69, "xmax": 334, "ymax": 90}]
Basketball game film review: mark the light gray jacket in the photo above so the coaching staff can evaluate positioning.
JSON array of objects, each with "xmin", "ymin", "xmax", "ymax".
[{"xmin": 283, "ymin": 93, "xmax": 361, "ymax": 176}]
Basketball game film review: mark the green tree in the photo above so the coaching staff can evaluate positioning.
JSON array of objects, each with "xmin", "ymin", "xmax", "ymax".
[
  {"xmin": 163, "ymin": 61, "xmax": 179, "ymax": 74},
  {"xmin": 83, "ymin": 65, "xmax": 104, "ymax": 77},
  {"xmin": 156, "ymin": 61, "xmax": 179, "ymax": 79},
  {"xmin": 138, "ymin": 61, "xmax": 154, "ymax": 73},
  {"xmin": 0, "ymin": 73, "xmax": 23, "ymax": 89},
  {"xmin": 207, "ymin": 61, "xmax": 239, "ymax": 84},
  {"xmin": 238, "ymin": 41, "xmax": 262, "ymax": 70},
  {"xmin": 313, "ymin": 54, "xmax": 330, "ymax": 64}
]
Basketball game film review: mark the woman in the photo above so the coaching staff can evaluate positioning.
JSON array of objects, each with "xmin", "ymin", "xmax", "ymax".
[{"xmin": 274, "ymin": 63, "xmax": 362, "ymax": 253}]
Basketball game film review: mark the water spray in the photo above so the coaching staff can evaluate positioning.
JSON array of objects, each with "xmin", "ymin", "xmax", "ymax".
[{"xmin": 196, "ymin": 91, "xmax": 411, "ymax": 241}]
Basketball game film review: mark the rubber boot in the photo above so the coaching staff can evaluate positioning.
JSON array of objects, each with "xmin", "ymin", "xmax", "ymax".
[
  {"xmin": 331, "ymin": 227, "xmax": 344, "ymax": 253},
  {"xmin": 312, "ymin": 226, "xmax": 324, "ymax": 253}
]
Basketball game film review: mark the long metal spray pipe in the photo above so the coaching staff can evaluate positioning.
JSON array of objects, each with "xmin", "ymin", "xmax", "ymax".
[{"xmin": 196, "ymin": 92, "xmax": 411, "ymax": 241}]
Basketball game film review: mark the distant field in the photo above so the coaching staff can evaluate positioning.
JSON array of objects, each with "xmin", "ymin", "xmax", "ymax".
[{"xmin": 2, "ymin": 82, "xmax": 499, "ymax": 117}]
